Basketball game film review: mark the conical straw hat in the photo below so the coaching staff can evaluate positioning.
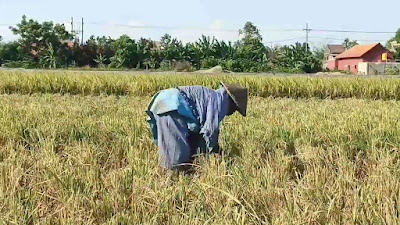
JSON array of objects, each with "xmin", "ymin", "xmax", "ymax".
[{"xmin": 220, "ymin": 82, "xmax": 248, "ymax": 117}]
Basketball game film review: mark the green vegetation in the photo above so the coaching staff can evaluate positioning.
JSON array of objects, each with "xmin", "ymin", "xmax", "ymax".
[
  {"xmin": 387, "ymin": 28, "xmax": 400, "ymax": 60},
  {"xmin": 386, "ymin": 66, "xmax": 400, "ymax": 75},
  {"xmin": 343, "ymin": 38, "xmax": 359, "ymax": 50},
  {"xmin": 2, "ymin": 17, "xmax": 399, "ymax": 73},
  {"xmin": 0, "ymin": 17, "xmax": 322, "ymax": 73}
]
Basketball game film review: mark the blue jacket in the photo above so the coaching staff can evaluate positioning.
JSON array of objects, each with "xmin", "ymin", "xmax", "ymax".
[{"xmin": 146, "ymin": 85, "xmax": 231, "ymax": 152}]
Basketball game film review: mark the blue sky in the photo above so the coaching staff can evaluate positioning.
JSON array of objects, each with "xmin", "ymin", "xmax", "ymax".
[{"xmin": 0, "ymin": 0, "xmax": 399, "ymax": 48}]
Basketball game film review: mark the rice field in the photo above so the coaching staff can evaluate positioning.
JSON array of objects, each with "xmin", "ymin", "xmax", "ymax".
[
  {"xmin": 1, "ymin": 71, "xmax": 400, "ymax": 224},
  {"xmin": 2, "ymin": 71, "xmax": 400, "ymax": 100}
]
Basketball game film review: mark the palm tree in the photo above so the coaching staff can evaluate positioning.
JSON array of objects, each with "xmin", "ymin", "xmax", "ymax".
[
  {"xmin": 40, "ymin": 43, "xmax": 59, "ymax": 68},
  {"xmin": 196, "ymin": 35, "xmax": 215, "ymax": 59}
]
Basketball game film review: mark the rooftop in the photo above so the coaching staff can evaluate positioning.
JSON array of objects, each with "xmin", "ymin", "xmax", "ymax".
[
  {"xmin": 336, "ymin": 44, "xmax": 380, "ymax": 59},
  {"xmin": 327, "ymin": 44, "xmax": 345, "ymax": 54}
]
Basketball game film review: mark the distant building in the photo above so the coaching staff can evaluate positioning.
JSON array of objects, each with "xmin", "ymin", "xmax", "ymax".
[
  {"xmin": 30, "ymin": 41, "xmax": 76, "ymax": 57},
  {"xmin": 61, "ymin": 40, "xmax": 76, "ymax": 49},
  {"xmin": 324, "ymin": 44, "xmax": 345, "ymax": 69},
  {"xmin": 327, "ymin": 43, "xmax": 394, "ymax": 74},
  {"xmin": 325, "ymin": 44, "xmax": 345, "ymax": 61}
]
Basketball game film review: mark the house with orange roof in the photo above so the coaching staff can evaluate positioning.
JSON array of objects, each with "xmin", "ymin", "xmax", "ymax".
[{"xmin": 326, "ymin": 43, "xmax": 394, "ymax": 74}]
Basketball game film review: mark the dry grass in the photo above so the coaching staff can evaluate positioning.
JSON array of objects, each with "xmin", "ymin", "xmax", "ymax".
[
  {"xmin": 2, "ymin": 71, "xmax": 400, "ymax": 100},
  {"xmin": 1, "ymin": 93, "xmax": 400, "ymax": 224}
]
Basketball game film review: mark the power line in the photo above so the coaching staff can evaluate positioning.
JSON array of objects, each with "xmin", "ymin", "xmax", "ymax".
[
  {"xmin": 264, "ymin": 36, "xmax": 390, "ymax": 47},
  {"xmin": 259, "ymin": 28, "xmax": 303, "ymax": 32},
  {"xmin": 85, "ymin": 22, "xmax": 399, "ymax": 34},
  {"xmin": 1, "ymin": 20, "xmax": 397, "ymax": 46},
  {"xmin": 2, "ymin": 20, "xmax": 398, "ymax": 34},
  {"xmin": 265, "ymin": 37, "xmax": 304, "ymax": 44},
  {"xmin": 86, "ymin": 22, "xmax": 240, "ymax": 32},
  {"xmin": 311, "ymin": 29, "xmax": 396, "ymax": 34},
  {"xmin": 309, "ymin": 37, "xmax": 389, "ymax": 42},
  {"xmin": 86, "ymin": 21, "xmax": 304, "ymax": 33}
]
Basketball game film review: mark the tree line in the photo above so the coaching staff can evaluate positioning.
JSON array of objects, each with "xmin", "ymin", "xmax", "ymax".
[{"xmin": 0, "ymin": 16, "xmax": 399, "ymax": 73}]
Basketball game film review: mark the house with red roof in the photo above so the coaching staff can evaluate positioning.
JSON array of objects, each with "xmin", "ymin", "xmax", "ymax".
[{"xmin": 326, "ymin": 43, "xmax": 394, "ymax": 74}]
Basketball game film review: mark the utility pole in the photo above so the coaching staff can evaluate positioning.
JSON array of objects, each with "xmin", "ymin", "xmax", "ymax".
[
  {"xmin": 70, "ymin": 17, "xmax": 84, "ymax": 44},
  {"xmin": 71, "ymin": 17, "xmax": 74, "ymax": 35},
  {"xmin": 81, "ymin": 17, "xmax": 84, "ymax": 45},
  {"xmin": 303, "ymin": 23, "xmax": 311, "ymax": 52}
]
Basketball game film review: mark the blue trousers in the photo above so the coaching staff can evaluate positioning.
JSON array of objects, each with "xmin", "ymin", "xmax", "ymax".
[{"xmin": 153, "ymin": 111, "xmax": 206, "ymax": 169}]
